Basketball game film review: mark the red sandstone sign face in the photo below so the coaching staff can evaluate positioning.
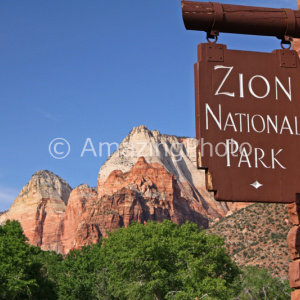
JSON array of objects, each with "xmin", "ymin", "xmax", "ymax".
[{"xmin": 195, "ymin": 43, "xmax": 300, "ymax": 203}]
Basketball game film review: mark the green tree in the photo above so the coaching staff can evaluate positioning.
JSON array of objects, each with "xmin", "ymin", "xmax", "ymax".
[
  {"xmin": 57, "ymin": 245, "xmax": 102, "ymax": 300},
  {"xmin": 36, "ymin": 248, "xmax": 63, "ymax": 299},
  {"xmin": 60, "ymin": 220, "xmax": 239, "ymax": 300},
  {"xmin": 101, "ymin": 220, "xmax": 239, "ymax": 299},
  {"xmin": 0, "ymin": 220, "xmax": 59, "ymax": 299},
  {"xmin": 232, "ymin": 266, "xmax": 291, "ymax": 300}
]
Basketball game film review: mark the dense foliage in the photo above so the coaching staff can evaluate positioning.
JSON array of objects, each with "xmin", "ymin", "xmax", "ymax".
[
  {"xmin": 0, "ymin": 220, "xmax": 292, "ymax": 299},
  {"xmin": 0, "ymin": 220, "xmax": 61, "ymax": 299},
  {"xmin": 232, "ymin": 266, "xmax": 291, "ymax": 300}
]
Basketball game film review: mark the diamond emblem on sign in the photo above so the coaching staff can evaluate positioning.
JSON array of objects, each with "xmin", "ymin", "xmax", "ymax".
[{"xmin": 250, "ymin": 181, "xmax": 263, "ymax": 189}]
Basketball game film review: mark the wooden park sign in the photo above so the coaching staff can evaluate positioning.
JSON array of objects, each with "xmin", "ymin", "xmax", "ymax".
[
  {"xmin": 181, "ymin": 1, "xmax": 300, "ymax": 204},
  {"xmin": 195, "ymin": 43, "xmax": 300, "ymax": 203}
]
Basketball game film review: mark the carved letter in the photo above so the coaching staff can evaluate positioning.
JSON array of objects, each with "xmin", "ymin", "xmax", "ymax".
[
  {"xmin": 248, "ymin": 75, "xmax": 270, "ymax": 99},
  {"xmin": 205, "ymin": 103, "xmax": 222, "ymax": 130},
  {"xmin": 271, "ymin": 149, "xmax": 286, "ymax": 169},
  {"xmin": 214, "ymin": 66, "xmax": 235, "ymax": 97},
  {"xmin": 275, "ymin": 77, "xmax": 292, "ymax": 101},
  {"xmin": 254, "ymin": 148, "xmax": 270, "ymax": 168}
]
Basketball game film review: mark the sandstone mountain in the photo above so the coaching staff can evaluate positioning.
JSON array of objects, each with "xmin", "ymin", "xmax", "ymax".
[
  {"xmin": 0, "ymin": 170, "xmax": 72, "ymax": 251},
  {"xmin": 98, "ymin": 125, "xmax": 235, "ymax": 219},
  {"xmin": 59, "ymin": 157, "xmax": 210, "ymax": 254},
  {"xmin": 1, "ymin": 125, "xmax": 244, "ymax": 255}
]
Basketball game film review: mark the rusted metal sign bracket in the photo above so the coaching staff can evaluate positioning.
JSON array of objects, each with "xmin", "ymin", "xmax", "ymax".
[
  {"xmin": 284, "ymin": 8, "xmax": 296, "ymax": 41},
  {"xmin": 209, "ymin": 2, "xmax": 223, "ymax": 38},
  {"xmin": 202, "ymin": 43, "xmax": 297, "ymax": 67},
  {"xmin": 279, "ymin": 49, "xmax": 297, "ymax": 67},
  {"xmin": 200, "ymin": 43, "xmax": 224, "ymax": 62}
]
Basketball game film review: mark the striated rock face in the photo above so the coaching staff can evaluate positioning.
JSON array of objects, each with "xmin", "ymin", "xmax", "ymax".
[
  {"xmin": 58, "ymin": 184, "xmax": 98, "ymax": 254},
  {"xmin": 2, "ymin": 171, "xmax": 72, "ymax": 251},
  {"xmin": 2, "ymin": 126, "xmax": 249, "ymax": 255},
  {"xmin": 98, "ymin": 125, "xmax": 230, "ymax": 219},
  {"xmin": 0, "ymin": 211, "xmax": 7, "ymax": 225},
  {"xmin": 58, "ymin": 157, "xmax": 209, "ymax": 254},
  {"xmin": 98, "ymin": 126, "xmax": 204, "ymax": 189}
]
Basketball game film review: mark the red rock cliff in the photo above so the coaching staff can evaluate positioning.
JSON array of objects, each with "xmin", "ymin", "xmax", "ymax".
[
  {"xmin": 58, "ymin": 157, "xmax": 209, "ymax": 254},
  {"xmin": 0, "ymin": 170, "xmax": 71, "ymax": 252},
  {"xmin": 1, "ymin": 126, "xmax": 247, "ymax": 255}
]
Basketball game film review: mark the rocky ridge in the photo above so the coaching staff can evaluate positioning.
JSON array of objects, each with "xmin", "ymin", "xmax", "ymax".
[
  {"xmin": 98, "ymin": 125, "xmax": 231, "ymax": 219},
  {"xmin": 58, "ymin": 157, "xmax": 210, "ymax": 254},
  {"xmin": 207, "ymin": 203, "xmax": 292, "ymax": 280},
  {"xmin": 0, "ymin": 170, "xmax": 72, "ymax": 251},
  {"xmin": 1, "ymin": 126, "xmax": 237, "ymax": 255}
]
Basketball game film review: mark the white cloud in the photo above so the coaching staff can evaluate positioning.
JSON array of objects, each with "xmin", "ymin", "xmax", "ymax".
[
  {"xmin": 35, "ymin": 108, "xmax": 58, "ymax": 122},
  {"xmin": 0, "ymin": 187, "xmax": 19, "ymax": 212}
]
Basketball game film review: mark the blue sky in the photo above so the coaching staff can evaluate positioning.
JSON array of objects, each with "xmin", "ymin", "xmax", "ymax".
[{"xmin": 0, "ymin": 0, "xmax": 298, "ymax": 211}]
